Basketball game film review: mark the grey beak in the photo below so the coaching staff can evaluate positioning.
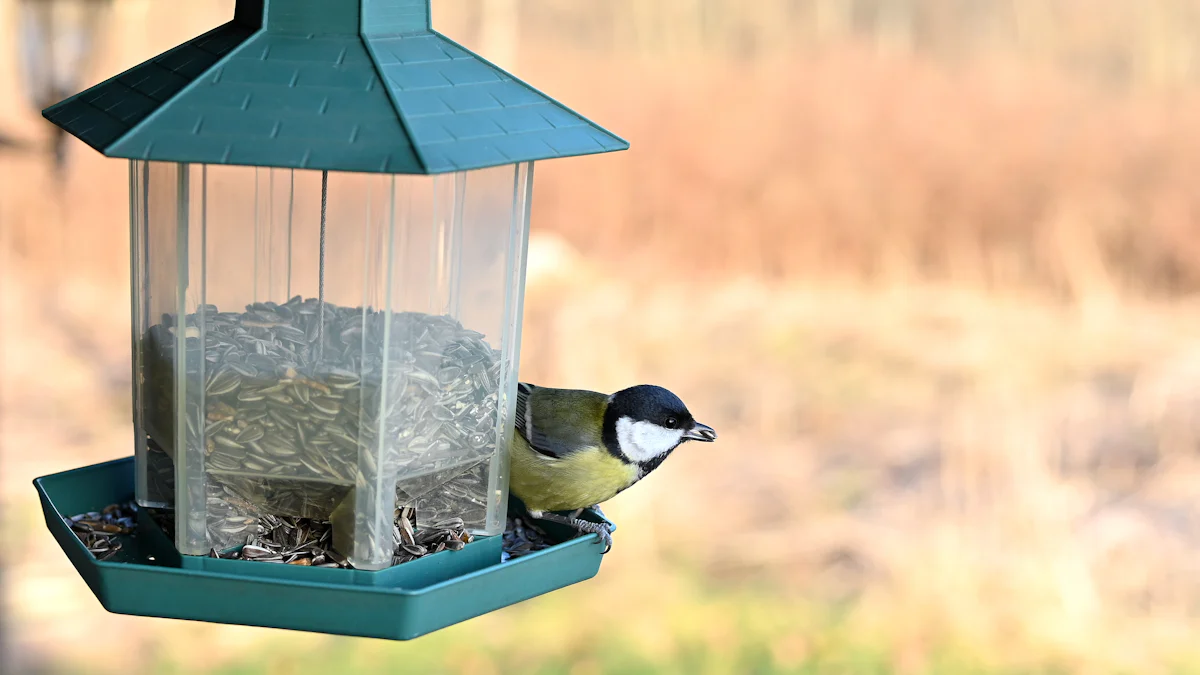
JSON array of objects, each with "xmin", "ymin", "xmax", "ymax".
[{"xmin": 683, "ymin": 421, "xmax": 717, "ymax": 442}]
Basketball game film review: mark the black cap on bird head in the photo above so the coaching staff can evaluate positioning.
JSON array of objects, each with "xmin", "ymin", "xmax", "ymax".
[{"xmin": 601, "ymin": 385, "xmax": 717, "ymax": 465}]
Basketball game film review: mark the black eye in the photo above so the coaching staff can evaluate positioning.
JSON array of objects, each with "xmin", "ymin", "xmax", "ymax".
[{"xmin": 665, "ymin": 417, "xmax": 678, "ymax": 429}]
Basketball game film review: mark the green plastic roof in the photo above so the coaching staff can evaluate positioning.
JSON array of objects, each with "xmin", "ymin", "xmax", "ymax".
[{"xmin": 42, "ymin": 0, "xmax": 628, "ymax": 174}]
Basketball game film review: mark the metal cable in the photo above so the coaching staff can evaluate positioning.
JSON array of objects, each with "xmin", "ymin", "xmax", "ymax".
[{"xmin": 317, "ymin": 170, "xmax": 328, "ymax": 363}]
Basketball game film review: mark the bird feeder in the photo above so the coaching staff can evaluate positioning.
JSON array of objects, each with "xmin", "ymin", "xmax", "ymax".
[{"xmin": 33, "ymin": 0, "xmax": 625, "ymax": 640}]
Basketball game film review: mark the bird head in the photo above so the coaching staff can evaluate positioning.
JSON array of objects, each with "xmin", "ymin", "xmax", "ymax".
[{"xmin": 603, "ymin": 384, "xmax": 716, "ymax": 465}]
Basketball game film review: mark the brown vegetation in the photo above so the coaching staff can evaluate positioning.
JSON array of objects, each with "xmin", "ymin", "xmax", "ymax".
[{"xmin": 5, "ymin": 1, "xmax": 1200, "ymax": 672}]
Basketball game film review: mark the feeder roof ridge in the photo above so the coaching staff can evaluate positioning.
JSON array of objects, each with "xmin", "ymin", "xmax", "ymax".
[{"xmin": 41, "ymin": 0, "xmax": 628, "ymax": 174}]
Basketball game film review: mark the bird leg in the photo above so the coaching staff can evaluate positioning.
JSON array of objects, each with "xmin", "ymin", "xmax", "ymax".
[
  {"xmin": 526, "ymin": 510, "xmax": 614, "ymax": 553},
  {"xmin": 568, "ymin": 504, "xmax": 610, "ymax": 524},
  {"xmin": 586, "ymin": 504, "xmax": 610, "ymax": 524}
]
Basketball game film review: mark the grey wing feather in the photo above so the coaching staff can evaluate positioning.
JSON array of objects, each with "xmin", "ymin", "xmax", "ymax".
[
  {"xmin": 514, "ymin": 382, "xmax": 535, "ymax": 443},
  {"xmin": 514, "ymin": 383, "xmax": 605, "ymax": 460}
]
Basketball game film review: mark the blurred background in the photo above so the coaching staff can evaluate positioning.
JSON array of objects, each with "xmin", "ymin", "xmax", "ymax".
[{"xmin": 5, "ymin": 0, "xmax": 1200, "ymax": 672}]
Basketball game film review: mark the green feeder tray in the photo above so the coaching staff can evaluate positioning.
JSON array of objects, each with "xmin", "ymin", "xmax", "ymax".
[{"xmin": 35, "ymin": 457, "xmax": 612, "ymax": 640}]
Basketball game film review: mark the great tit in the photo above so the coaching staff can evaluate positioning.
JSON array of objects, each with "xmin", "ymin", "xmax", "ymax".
[{"xmin": 509, "ymin": 382, "xmax": 717, "ymax": 552}]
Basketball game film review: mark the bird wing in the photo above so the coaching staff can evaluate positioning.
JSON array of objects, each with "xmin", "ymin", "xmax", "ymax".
[
  {"xmin": 514, "ymin": 382, "xmax": 608, "ymax": 460},
  {"xmin": 514, "ymin": 382, "xmax": 535, "ymax": 441}
]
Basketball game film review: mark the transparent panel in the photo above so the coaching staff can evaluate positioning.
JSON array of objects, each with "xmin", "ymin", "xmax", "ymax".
[
  {"xmin": 130, "ymin": 160, "xmax": 150, "ymax": 505},
  {"xmin": 177, "ymin": 162, "xmax": 207, "ymax": 553},
  {"xmin": 132, "ymin": 160, "xmax": 182, "ymax": 510},
  {"xmin": 131, "ymin": 160, "xmax": 207, "ymax": 552},
  {"xmin": 392, "ymin": 164, "xmax": 534, "ymax": 539},
  {"xmin": 132, "ymin": 161, "xmax": 533, "ymax": 567},
  {"xmin": 198, "ymin": 164, "xmax": 327, "ymax": 553},
  {"xmin": 344, "ymin": 164, "xmax": 533, "ymax": 568}
]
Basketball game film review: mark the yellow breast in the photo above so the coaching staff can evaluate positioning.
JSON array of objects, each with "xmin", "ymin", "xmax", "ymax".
[{"xmin": 508, "ymin": 433, "xmax": 639, "ymax": 513}]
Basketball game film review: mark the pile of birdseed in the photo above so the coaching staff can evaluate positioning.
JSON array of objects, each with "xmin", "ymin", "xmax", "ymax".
[
  {"xmin": 63, "ymin": 501, "xmax": 139, "ymax": 561},
  {"xmin": 140, "ymin": 297, "xmax": 505, "ymax": 554},
  {"xmin": 69, "ymin": 503, "xmax": 568, "ymax": 568},
  {"xmin": 149, "ymin": 505, "xmax": 479, "ymax": 568},
  {"xmin": 208, "ymin": 509, "xmax": 471, "ymax": 567},
  {"xmin": 500, "ymin": 515, "xmax": 555, "ymax": 562}
]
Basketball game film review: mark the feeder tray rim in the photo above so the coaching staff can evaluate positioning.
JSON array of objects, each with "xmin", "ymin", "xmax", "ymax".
[
  {"xmin": 44, "ymin": 524, "xmax": 601, "ymax": 599},
  {"xmin": 34, "ymin": 456, "xmax": 614, "ymax": 599}
]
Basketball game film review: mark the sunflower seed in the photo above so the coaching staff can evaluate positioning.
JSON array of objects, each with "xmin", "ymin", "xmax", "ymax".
[
  {"xmin": 206, "ymin": 369, "xmax": 242, "ymax": 396},
  {"xmin": 235, "ymin": 424, "xmax": 265, "ymax": 443},
  {"xmin": 63, "ymin": 501, "xmax": 139, "ymax": 561}
]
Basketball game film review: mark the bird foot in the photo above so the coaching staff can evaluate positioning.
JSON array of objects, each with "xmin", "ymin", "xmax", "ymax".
[
  {"xmin": 527, "ymin": 510, "xmax": 615, "ymax": 553},
  {"xmin": 587, "ymin": 504, "xmax": 610, "ymax": 524}
]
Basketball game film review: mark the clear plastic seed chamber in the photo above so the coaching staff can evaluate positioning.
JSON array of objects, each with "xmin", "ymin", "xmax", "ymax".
[
  {"xmin": 132, "ymin": 160, "xmax": 532, "ymax": 569},
  {"xmin": 32, "ymin": 0, "xmax": 629, "ymax": 638}
]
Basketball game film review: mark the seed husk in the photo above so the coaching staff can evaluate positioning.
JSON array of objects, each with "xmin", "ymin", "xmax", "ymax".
[{"xmin": 63, "ymin": 501, "xmax": 138, "ymax": 561}]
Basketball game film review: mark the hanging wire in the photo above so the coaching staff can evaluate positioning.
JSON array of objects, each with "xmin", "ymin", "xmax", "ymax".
[
  {"xmin": 286, "ymin": 171, "xmax": 294, "ymax": 298},
  {"xmin": 317, "ymin": 170, "xmax": 328, "ymax": 363}
]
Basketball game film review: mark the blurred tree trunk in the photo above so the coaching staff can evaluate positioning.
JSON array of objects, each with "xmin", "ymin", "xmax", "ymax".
[
  {"xmin": 481, "ymin": 0, "xmax": 519, "ymax": 71},
  {"xmin": 812, "ymin": 0, "xmax": 854, "ymax": 46},
  {"xmin": 0, "ymin": 558, "xmax": 29, "ymax": 674},
  {"xmin": 626, "ymin": 0, "xmax": 707, "ymax": 59},
  {"xmin": 1010, "ymin": 0, "xmax": 1053, "ymax": 61},
  {"xmin": 1134, "ymin": 0, "xmax": 1192, "ymax": 90},
  {"xmin": 0, "ymin": 563, "xmax": 8, "ymax": 674},
  {"xmin": 873, "ymin": 0, "xmax": 913, "ymax": 56}
]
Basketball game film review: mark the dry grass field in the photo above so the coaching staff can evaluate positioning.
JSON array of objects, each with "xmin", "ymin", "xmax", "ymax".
[{"xmin": 5, "ymin": 1, "xmax": 1200, "ymax": 673}]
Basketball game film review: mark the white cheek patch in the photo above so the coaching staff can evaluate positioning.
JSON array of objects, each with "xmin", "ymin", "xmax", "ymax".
[{"xmin": 616, "ymin": 417, "xmax": 685, "ymax": 463}]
